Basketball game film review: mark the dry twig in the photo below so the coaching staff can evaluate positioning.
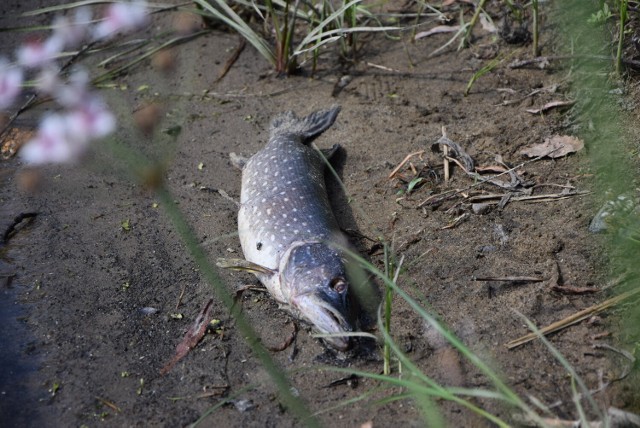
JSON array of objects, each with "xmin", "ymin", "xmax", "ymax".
[
  {"xmin": 506, "ymin": 287, "xmax": 640, "ymax": 349},
  {"xmin": 388, "ymin": 150, "xmax": 425, "ymax": 179},
  {"xmin": 473, "ymin": 276, "xmax": 544, "ymax": 282}
]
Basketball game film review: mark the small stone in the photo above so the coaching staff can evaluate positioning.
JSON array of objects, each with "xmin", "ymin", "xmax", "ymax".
[
  {"xmin": 472, "ymin": 203, "xmax": 491, "ymax": 215},
  {"xmin": 233, "ymin": 399, "xmax": 255, "ymax": 413}
]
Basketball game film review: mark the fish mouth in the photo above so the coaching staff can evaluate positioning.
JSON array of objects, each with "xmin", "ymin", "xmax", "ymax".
[{"xmin": 292, "ymin": 293, "xmax": 352, "ymax": 351}]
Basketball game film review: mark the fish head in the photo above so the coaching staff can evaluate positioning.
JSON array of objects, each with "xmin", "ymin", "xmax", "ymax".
[{"xmin": 280, "ymin": 241, "xmax": 352, "ymax": 350}]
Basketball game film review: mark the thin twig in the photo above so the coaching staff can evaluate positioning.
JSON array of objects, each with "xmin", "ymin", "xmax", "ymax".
[
  {"xmin": 442, "ymin": 126, "xmax": 450, "ymax": 181},
  {"xmin": 0, "ymin": 40, "xmax": 100, "ymax": 140},
  {"xmin": 388, "ymin": 150, "xmax": 425, "ymax": 179},
  {"xmin": 468, "ymin": 191, "xmax": 590, "ymax": 204},
  {"xmin": 506, "ymin": 287, "xmax": 640, "ymax": 349},
  {"xmin": 212, "ymin": 37, "xmax": 246, "ymax": 85},
  {"xmin": 418, "ymin": 148, "xmax": 566, "ymax": 207},
  {"xmin": 473, "ymin": 276, "xmax": 544, "ymax": 282},
  {"xmin": 462, "ymin": 0, "xmax": 488, "ymax": 47},
  {"xmin": 175, "ymin": 282, "xmax": 188, "ymax": 310}
]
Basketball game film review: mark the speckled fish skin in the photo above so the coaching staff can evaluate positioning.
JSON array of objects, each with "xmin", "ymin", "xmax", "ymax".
[{"xmin": 237, "ymin": 105, "xmax": 353, "ymax": 350}]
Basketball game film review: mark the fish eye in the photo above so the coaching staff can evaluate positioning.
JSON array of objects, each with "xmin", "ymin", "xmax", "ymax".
[{"xmin": 330, "ymin": 277, "xmax": 347, "ymax": 293}]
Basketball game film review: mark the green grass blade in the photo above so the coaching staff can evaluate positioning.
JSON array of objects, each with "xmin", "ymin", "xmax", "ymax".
[
  {"xmin": 194, "ymin": 0, "xmax": 275, "ymax": 66},
  {"xmin": 294, "ymin": 0, "xmax": 361, "ymax": 50},
  {"xmin": 376, "ymin": 316, "xmax": 511, "ymax": 427},
  {"xmin": 93, "ymin": 30, "xmax": 209, "ymax": 84},
  {"xmin": 335, "ymin": 245, "xmax": 546, "ymax": 425},
  {"xmin": 295, "ymin": 25, "xmax": 401, "ymax": 56},
  {"xmin": 312, "ymin": 385, "xmax": 385, "ymax": 416},
  {"xmin": 190, "ymin": 385, "xmax": 255, "ymax": 427},
  {"xmin": 515, "ymin": 311, "xmax": 606, "ymax": 423}
]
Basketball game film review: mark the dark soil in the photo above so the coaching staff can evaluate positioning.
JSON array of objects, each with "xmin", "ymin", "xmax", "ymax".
[{"xmin": 1, "ymin": 1, "xmax": 638, "ymax": 427}]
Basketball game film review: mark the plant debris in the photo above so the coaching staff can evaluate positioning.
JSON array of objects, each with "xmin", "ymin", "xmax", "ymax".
[
  {"xmin": 1, "ymin": 127, "xmax": 33, "ymax": 159},
  {"xmin": 1, "ymin": 212, "xmax": 38, "ymax": 245},
  {"xmin": 414, "ymin": 25, "xmax": 461, "ymax": 41},
  {"xmin": 160, "ymin": 299, "xmax": 214, "ymax": 375},
  {"xmin": 506, "ymin": 286, "xmax": 640, "ymax": 349},
  {"xmin": 525, "ymin": 100, "xmax": 575, "ymax": 114},
  {"xmin": 520, "ymin": 135, "xmax": 584, "ymax": 159}
]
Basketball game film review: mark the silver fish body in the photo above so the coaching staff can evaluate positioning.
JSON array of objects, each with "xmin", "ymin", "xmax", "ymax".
[{"xmin": 237, "ymin": 106, "xmax": 353, "ymax": 350}]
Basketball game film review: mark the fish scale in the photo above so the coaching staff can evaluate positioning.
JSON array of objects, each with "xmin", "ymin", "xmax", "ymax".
[
  {"xmin": 239, "ymin": 138, "xmax": 337, "ymax": 267},
  {"xmin": 230, "ymin": 105, "xmax": 354, "ymax": 350}
]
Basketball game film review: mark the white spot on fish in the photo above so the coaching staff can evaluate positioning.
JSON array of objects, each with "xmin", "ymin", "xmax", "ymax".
[
  {"xmin": 302, "ymin": 222, "xmax": 307, "ymax": 226},
  {"xmin": 270, "ymin": 234, "xmax": 275, "ymax": 241},
  {"xmin": 261, "ymin": 198, "xmax": 266, "ymax": 203},
  {"xmin": 282, "ymin": 214, "xmax": 287, "ymax": 218},
  {"xmin": 272, "ymin": 186, "xmax": 278, "ymax": 192},
  {"xmin": 293, "ymin": 208, "xmax": 297, "ymax": 212},
  {"xmin": 284, "ymin": 198, "xmax": 289, "ymax": 202},
  {"xmin": 275, "ymin": 171, "xmax": 279, "ymax": 176},
  {"xmin": 267, "ymin": 208, "xmax": 272, "ymax": 215},
  {"xmin": 294, "ymin": 230, "xmax": 299, "ymax": 234}
]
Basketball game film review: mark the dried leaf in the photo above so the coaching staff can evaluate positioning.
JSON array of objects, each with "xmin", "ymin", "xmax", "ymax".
[
  {"xmin": 475, "ymin": 165, "xmax": 507, "ymax": 173},
  {"xmin": 160, "ymin": 299, "xmax": 214, "ymax": 375},
  {"xmin": 1, "ymin": 128, "xmax": 34, "ymax": 159},
  {"xmin": 414, "ymin": 25, "xmax": 460, "ymax": 40},
  {"xmin": 525, "ymin": 100, "xmax": 575, "ymax": 114},
  {"xmin": 479, "ymin": 13, "xmax": 497, "ymax": 33},
  {"xmin": 520, "ymin": 135, "xmax": 584, "ymax": 159}
]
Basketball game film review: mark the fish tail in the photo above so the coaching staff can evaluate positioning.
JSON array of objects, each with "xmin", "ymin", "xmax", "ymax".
[{"xmin": 270, "ymin": 105, "xmax": 341, "ymax": 144}]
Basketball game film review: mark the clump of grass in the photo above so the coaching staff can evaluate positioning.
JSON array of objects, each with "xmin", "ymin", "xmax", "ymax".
[
  {"xmin": 194, "ymin": 0, "xmax": 400, "ymax": 75},
  {"xmin": 616, "ymin": 0, "xmax": 628, "ymax": 75}
]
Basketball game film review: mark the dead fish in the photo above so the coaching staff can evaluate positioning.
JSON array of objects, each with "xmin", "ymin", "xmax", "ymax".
[{"xmin": 219, "ymin": 105, "xmax": 354, "ymax": 350}]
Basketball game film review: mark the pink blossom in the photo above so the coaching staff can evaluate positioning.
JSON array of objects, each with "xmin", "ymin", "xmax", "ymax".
[
  {"xmin": 20, "ymin": 97, "xmax": 116, "ymax": 165},
  {"xmin": 54, "ymin": 68, "xmax": 91, "ymax": 108},
  {"xmin": 16, "ymin": 36, "xmax": 64, "ymax": 68},
  {"xmin": 0, "ymin": 58, "xmax": 23, "ymax": 109},
  {"xmin": 52, "ymin": 7, "xmax": 92, "ymax": 49},
  {"xmin": 66, "ymin": 96, "xmax": 116, "ymax": 141},
  {"xmin": 35, "ymin": 67, "xmax": 61, "ymax": 95},
  {"xmin": 20, "ymin": 114, "xmax": 80, "ymax": 164},
  {"xmin": 93, "ymin": 1, "xmax": 150, "ymax": 41}
]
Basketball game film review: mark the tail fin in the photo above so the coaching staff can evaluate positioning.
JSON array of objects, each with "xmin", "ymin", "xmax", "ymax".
[{"xmin": 270, "ymin": 105, "xmax": 341, "ymax": 144}]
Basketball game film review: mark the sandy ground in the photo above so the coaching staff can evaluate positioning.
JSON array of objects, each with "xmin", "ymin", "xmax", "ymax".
[{"xmin": 1, "ymin": 1, "xmax": 639, "ymax": 427}]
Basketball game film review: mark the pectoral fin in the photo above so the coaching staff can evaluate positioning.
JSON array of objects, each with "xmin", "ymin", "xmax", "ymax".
[
  {"xmin": 229, "ymin": 152, "xmax": 250, "ymax": 170},
  {"xmin": 319, "ymin": 144, "xmax": 341, "ymax": 160},
  {"xmin": 216, "ymin": 258, "xmax": 276, "ymax": 275}
]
